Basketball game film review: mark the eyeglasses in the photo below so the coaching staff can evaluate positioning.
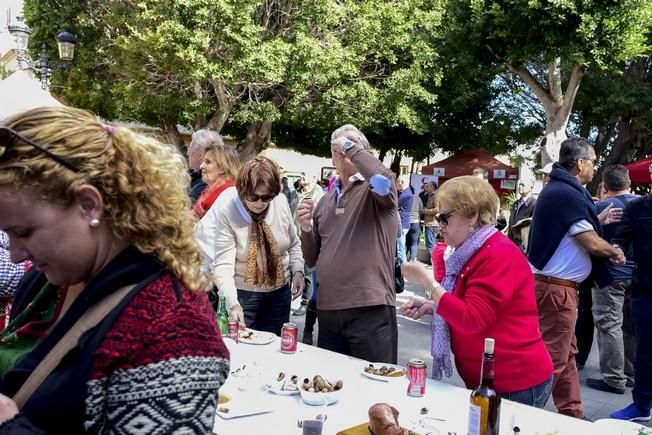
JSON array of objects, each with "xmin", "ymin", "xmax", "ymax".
[
  {"xmin": 580, "ymin": 157, "xmax": 597, "ymax": 166},
  {"xmin": 245, "ymin": 193, "xmax": 276, "ymax": 203},
  {"xmin": 435, "ymin": 209, "xmax": 455, "ymax": 226},
  {"xmin": 0, "ymin": 127, "xmax": 79, "ymax": 172}
]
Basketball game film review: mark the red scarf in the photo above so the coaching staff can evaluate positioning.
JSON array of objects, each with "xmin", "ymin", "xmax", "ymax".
[{"xmin": 193, "ymin": 181, "xmax": 235, "ymax": 219}]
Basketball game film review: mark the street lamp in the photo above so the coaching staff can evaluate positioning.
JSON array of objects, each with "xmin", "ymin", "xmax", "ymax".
[{"xmin": 8, "ymin": 16, "xmax": 77, "ymax": 91}]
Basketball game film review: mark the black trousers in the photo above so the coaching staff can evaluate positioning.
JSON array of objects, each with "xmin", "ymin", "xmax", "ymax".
[
  {"xmin": 317, "ymin": 305, "xmax": 398, "ymax": 364},
  {"xmin": 632, "ymin": 292, "xmax": 652, "ymax": 410},
  {"xmin": 575, "ymin": 278, "xmax": 595, "ymax": 367}
]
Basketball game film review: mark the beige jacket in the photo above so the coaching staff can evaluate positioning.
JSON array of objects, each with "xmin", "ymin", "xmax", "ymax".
[{"xmin": 212, "ymin": 194, "xmax": 304, "ymax": 311}]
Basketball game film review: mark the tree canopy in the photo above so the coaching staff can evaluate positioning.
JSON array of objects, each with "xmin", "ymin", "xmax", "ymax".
[
  {"xmin": 24, "ymin": 0, "xmax": 444, "ymax": 160},
  {"xmin": 444, "ymin": 0, "xmax": 652, "ymax": 164},
  {"xmin": 22, "ymin": 0, "xmax": 652, "ymax": 167}
]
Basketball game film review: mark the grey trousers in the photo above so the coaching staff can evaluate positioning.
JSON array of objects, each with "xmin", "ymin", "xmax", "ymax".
[{"xmin": 591, "ymin": 279, "xmax": 636, "ymax": 389}]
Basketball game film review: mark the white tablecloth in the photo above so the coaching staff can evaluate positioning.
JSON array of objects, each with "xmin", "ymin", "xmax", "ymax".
[{"xmin": 213, "ymin": 337, "xmax": 615, "ymax": 434}]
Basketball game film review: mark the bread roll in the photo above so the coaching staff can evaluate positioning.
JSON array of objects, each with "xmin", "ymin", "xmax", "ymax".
[{"xmin": 368, "ymin": 403, "xmax": 409, "ymax": 435}]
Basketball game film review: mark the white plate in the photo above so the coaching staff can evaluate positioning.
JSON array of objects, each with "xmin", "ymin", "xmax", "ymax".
[
  {"xmin": 361, "ymin": 362, "xmax": 407, "ymax": 382},
  {"xmin": 238, "ymin": 329, "xmax": 276, "ymax": 345},
  {"xmin": 300, "ymin": 388, "xmax": 342, "ymax": 405},
  {"xmin": 593, "ymin": 418, "xmax": 651, "ymax": 434},
  {"xmin": 264, "ymin": 383, "xmax": 301, "ymax": 396}
]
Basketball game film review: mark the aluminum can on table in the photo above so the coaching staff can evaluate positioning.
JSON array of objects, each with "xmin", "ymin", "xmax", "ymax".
[
  {"xmin": 281, "ymin": 322, "xmax": 298, "ymax": 353},
  {"xmin": 228, "ymin": 321, "xmax": 239, "ymax": 343},
  {"xmin": 407, "ymin": 358, "xmax": 427, "ymax": 397}
]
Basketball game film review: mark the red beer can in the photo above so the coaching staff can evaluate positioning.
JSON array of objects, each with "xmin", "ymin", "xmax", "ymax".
[
  {"xmin": 228, "ymin": 321, "xmax": 239, "ymax": 343},
  {"xmin": 407, "ymin": 359, "xmax": 427, "ymax": 397},
  {"xmin": 281, "ymin": 322, "xmax": 298, "ymax": 353}
]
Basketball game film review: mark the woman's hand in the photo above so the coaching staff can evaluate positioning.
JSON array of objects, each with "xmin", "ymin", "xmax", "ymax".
[
  {"xmin": 399, "ymin": 297, "xmax": 434, "ymax": 320},
  {"xmin": 291, "ymin": 272, "xmax": 305, "ymax": 300},
  {"xmin": 401, "ymin": 261, "xmax": 433, "ymax": 288},
  {"xmin": 0, "ymin": 394, "xmax": 18, "ymax": 424},
  {"xmin": 230, "ymin": 305, "xmax": 246, "ymax": 330}
]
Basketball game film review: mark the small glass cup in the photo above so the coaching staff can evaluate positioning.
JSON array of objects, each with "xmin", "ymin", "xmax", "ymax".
[{"xmin": 299, "ymin": 395, "xmax": 328, "ymax": 435}]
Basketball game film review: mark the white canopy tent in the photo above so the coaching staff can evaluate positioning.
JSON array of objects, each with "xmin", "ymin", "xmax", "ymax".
[{"xmin": 0, "ymin": 69, "xmax": 63, "ymax": 121}]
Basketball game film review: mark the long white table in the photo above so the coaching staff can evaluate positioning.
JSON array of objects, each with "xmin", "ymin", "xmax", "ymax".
[{"xmin": 212, "ymin": 336, "xmax": 624, "ymax": 434}]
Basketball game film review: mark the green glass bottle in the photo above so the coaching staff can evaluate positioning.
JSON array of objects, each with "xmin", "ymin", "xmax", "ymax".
[{"xmin": 217, "ymin": 296, "xmax": 229, "ymax": 337}]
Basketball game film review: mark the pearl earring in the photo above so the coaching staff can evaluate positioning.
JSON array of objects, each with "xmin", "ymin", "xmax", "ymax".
[{"xmin": 89, "ymin": 218, "xmax": 100, "ymax": 228}]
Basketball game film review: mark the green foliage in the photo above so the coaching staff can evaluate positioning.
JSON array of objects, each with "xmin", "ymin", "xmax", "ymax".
[
  {"xmin": 24, "ymin": 0, "xmax": 445, "ymax": 159},
  {"xmin": 458, "ymin": 0, "xmax": 651, "ymax": 70}
]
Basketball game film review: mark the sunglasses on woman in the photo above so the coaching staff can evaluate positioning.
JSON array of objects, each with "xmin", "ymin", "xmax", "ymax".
[
  {"xmin": 435, "ymin": 209, "xmax": 455, "ymax": 226},
  {"xmin": 0, "ymin": 127, "xmax": 80, "ymax": 172},
  {"xmin": 245, "ymin": 193, "xmax": 276, "ymax": 203}
]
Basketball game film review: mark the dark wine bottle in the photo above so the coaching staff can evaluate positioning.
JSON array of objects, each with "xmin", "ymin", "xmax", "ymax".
[{"xmin": 468, "ymin": 338, "xmax": 501, "ymax": 435}]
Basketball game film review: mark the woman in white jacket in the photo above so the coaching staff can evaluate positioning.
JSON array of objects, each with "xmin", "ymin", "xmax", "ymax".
[{"xmin": 212, "ymin": 156, "xmax": 305, "ymax": 334}]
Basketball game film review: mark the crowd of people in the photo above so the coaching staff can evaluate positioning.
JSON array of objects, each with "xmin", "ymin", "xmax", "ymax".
[{"xmin": 0, "ymin": 106, "xmax": 650, "ymax": 433}]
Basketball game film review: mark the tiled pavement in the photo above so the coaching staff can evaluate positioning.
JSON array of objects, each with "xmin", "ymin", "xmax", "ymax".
[{"xmin": 289, "ymin": 277, "xmax": 651, "ymax": 427}]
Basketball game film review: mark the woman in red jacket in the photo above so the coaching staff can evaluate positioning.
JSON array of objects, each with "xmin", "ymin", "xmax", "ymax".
[{"xmin": 401, "ymin": 175, "xmax": 553, "ymax": 408}]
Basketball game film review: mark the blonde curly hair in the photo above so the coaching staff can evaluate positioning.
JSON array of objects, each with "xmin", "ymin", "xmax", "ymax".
[{"xmin": 0, "ymin": 106, "xmax": 209, "ymax": 291}]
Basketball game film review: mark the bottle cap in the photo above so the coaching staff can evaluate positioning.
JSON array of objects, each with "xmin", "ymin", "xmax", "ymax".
[{"xmin": 484, "ymin": 338, "xmax": 495, "ymax": 354}]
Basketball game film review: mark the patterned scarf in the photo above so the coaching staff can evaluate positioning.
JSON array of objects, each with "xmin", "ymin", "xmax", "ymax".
[
  {"xmin": 244, "ymin": 208, "xmax": 285, "ymax": 289},
  {"xmin": 431, "ymin": 225, "xmax": 497, "ymax": 379}
]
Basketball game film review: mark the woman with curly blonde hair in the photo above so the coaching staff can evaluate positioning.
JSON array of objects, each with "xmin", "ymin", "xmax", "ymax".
[{"xmin": 0, "ymin": 106, "xmax": 230, "ymax": 433}]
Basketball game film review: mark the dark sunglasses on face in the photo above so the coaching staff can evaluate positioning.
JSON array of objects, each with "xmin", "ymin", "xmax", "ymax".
[
  {"xmin": 435, "ymin": 209, "xmax": 455, "ymax": 226},
  {"xmin": 0, "ymin": 127, "xmax": 80, "ymax": 172},
  {"xmin": 245, "ymin": 193, "xmax": 276, "ymax": 203}
]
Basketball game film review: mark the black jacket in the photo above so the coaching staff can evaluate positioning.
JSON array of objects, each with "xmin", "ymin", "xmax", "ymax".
[
  {"xmin": 612, "ymin": 194, "xmax": 652, "ymax": 295},
  {"xmin": 188, "ymin": 170, "xmax": 207, "ymax": 205},
  {"xmin": 0, "ymin": 248, "xmax": 165, "ymax": 434},
  {"xmin": 508, "ymin": 196, "xmax": 536, "ymax": 245}
]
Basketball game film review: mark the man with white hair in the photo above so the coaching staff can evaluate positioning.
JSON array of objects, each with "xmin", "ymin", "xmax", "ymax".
[
  {"xmin": 508, "ymin": 179, "xmax": 536, "ymax": 252},
  {"xmin": 187, "ymin": 129, "xmax": 224, "ymax": 204},
  {"xmin": 297, "ymin": 124, "xmax": 399, "ymax": 363}
]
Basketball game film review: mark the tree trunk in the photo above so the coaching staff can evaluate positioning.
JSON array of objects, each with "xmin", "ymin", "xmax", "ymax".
[
  {"xmin": 390, "ymin": 151, "xmax": 403, "ymax": 177},
  {"xmin": 238, "ymin": 121, "xmax": 272, "ymax": 162},
  {"xmin": 208, "ymin": 79, "xmax": 234, "ymax": 133},
  {"xmin": 378, "ymin": 148, "xmax": 388, "ymax": 163},
  {"xmin": 161, "ymin": 121, "xmax": 184, "ymax": 151},
  {"xmin": 586, "ymin": 117, "xmax": 640, "ymax": 195},
  {"xmin": 409, "ymin": 158, "xmax": 416, "ymax": 183},
  {"xmin": 542, "ymin": 109, "xmax": 569, "ymax": 165},
  {"xmin": 507, "ymin": 60, "xmax": 583, "ymax": 167}
]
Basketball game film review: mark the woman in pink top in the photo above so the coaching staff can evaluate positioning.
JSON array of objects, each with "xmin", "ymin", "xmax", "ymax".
[{"xmin": 401, "ymin": 176, "xmax": 553, "ymax": 408}]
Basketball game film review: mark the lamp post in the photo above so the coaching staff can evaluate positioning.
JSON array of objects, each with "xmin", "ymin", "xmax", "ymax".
[{"xmin": 8, "ymin": 16, "xmax": 77, "ymax": 91}]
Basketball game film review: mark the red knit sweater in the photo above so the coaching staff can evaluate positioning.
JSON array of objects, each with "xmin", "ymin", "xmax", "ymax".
[{"xmin": 437, "ymin": 232, "xmax": 553, "ymax": 393}]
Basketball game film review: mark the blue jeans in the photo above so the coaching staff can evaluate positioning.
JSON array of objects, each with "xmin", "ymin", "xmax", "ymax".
[
  {"xmin": 424, "ymin": 226, "xmax": 437, "ymax": 263},
  {"xmin": 631, "ymin": 292, "xmax": 652, "ymax": 411},
  {"xmin": 501, "ymin": 376, "xmax": 553, "ymax": 408},
  {"xmin": 238, "ymin": 284, "xmax": 291, "ymax": 336},
  {"xmin": 396, "ymin": 228, "xmax": 409, "ymax": 265},
  {"xmin": 310, "ymin": 269, "xmax": 319, "ymax": 301},
  {"xmin": 405, "ymin": 223, "xmax": 421, "ymax": 261}
]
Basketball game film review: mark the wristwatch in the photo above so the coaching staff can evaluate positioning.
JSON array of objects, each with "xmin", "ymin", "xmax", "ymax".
[
  {"xmin": 342, "ymin": 140, "xmax": 355, "ymax": 152},
  {"xmin": 424, "ymin": 281, "xmax": 439, "ymax": 299}
]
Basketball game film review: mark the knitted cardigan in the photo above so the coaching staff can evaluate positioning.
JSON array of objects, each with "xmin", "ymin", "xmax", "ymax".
[
  {"xmin": 0, "ymin": 247, "xmax": 230, "ymax": 434},
  {"xmin": 527, "ymin": 163, "xmax": 609, "ymax": 287}
]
